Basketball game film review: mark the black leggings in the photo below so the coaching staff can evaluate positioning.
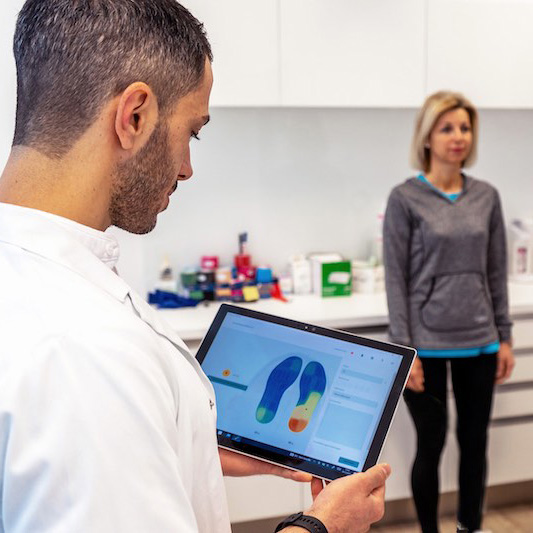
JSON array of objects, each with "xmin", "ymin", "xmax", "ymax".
[{"xmin": 403, "ymin": 354, "xmax": 497, "ymax": 533}]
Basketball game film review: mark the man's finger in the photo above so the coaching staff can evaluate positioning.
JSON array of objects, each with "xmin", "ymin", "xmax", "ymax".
[
  {"xmin": 271, "ymin": 465, "xmax": 312, "ymax": 482},
  {"xmin": 311, "ymin": 477, "xmax": 324, "ymax": 500},
  {"xmin": 288, "ymin": 470, "xmax": 313, "ymax": 483}
]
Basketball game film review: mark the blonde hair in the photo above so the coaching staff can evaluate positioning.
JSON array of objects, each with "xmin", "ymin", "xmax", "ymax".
[{"xmin": 410, "ymin": 90, "xmax": 478, "ymax": 172}]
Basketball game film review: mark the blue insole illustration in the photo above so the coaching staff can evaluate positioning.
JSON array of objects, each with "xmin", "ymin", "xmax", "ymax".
[{"xmin": 256, "ymin": 356, "xmax": 303, "ymax": 424}]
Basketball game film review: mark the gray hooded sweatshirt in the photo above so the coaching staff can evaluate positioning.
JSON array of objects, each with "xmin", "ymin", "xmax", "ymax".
[{"xmin": 383, "ymin": 175, "xmax": 512, "ymax": 350}]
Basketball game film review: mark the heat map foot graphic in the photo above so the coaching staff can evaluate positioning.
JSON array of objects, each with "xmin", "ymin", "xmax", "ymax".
[
  {"xmin": 256, "ymin": 356, "xmax": 303, "ymax": 424},
  {"xmin": 288, "ymin": 361, "xmax": 326, "ymax": 433}
]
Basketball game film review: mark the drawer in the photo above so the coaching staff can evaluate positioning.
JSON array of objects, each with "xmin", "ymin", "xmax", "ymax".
[
  {"xmin": 225, "ymin": 475, "xmax": 302, "ymax": 524},
  {"xmin": 492, "ymin": 386, "xmax": 533, "ymax": 419},
  {"xmin": 505, "ymin": 351, "xmax": 533, "ymax": 384},
  {"xmin": 376, "ymin": 400, "xmax": 417, "ymax": 501},
  {"xmin": 512, "ymin": 318, "xmax": 533, "ymax": 350},
  {"xmin": 487, "ymin": 420, "xmax": 533, "ymax": 486}
]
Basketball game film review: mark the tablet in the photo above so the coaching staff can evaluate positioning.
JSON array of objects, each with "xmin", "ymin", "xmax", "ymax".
[{"xmin": 197, "ymin": 304, "xmax": 416, "ymax": 480}]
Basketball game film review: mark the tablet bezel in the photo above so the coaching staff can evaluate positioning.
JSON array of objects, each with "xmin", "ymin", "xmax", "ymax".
[{"xmin": 196, "ymin": 303, "xmax": 415, "ymax": 480}]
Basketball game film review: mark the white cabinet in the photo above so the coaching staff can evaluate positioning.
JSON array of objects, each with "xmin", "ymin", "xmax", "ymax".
[
  {"xmin": 377, "ymin": 401, "xmax": 418, "ymax": 500},
  {"xmin": 224, "ymin": 475, "xmax": 302, "ymax": 523},
  {"xmin": 440, "ymin": 314, "xmax": 533, "ymax": 493},
  {"xmin": 427, "ymin": 0, "xmax": 533, "ymax": 108},
  {"xmin": 492, "ymin": 387, "xmax": 533, "ymax": 419},
  {"xmin": 507, "ymin": 352, "xmax": 533, "ymax": 384},
  {"xmin": 279, "ymin": 0, "xmax": 426, "ymax": 107},
  {"xmin": 180, "ymin": 0, "xmax": 280, "ymax": 106},
  {"xmin": 445, "ymin": 418, "xmax": 533, "ymax": 490},
  {"xmin": 181, "ymin": 0, "xmax": 427, "ymax": 108},
  {"xmin": 487, "ymin": 421, "xmax": 533, "ymax": 485},
  {"xmin": 181, "ymin": 0, "xmax": 533, "ymax": 109},
  {"xmin": 511, "ymin": 318, "xmax": 533, "ymax": 349}
]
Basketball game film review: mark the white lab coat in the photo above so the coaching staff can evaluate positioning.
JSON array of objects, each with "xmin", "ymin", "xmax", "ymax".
[{"xmin": 0, "ymin": 203, "xmax": 231, "ymax": 533}]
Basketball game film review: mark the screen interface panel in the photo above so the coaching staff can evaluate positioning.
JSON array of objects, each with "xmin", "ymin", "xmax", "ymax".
[{"xmin": 201, "ymin": 312, "xmax": 402, "ymax": 477}]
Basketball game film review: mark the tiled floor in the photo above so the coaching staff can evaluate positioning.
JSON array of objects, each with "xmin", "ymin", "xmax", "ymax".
[{"xmin": 372, "ymin": 504, "xmax": 533, "ymax": 532}]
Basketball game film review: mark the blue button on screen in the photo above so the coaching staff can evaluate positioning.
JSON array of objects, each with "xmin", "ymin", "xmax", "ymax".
[{"xmin": 339, "ymin": 457, "xmax": 359, "ymax": 468}]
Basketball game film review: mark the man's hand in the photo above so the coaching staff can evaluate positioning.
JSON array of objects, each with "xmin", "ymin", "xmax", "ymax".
[
  {"xmin": 292, "ymin": 464, "xmax": 391, "ymax": 533},
  {"xmin": 219, "ymin": 448, "xmax": 312, "ymax": 482},
  {"xmin": 406, "ymin": 357, "xmax": 424, "ymax": 392},
  {"xmin": 495, "ymin": 341, "xmax": 514, "ymax": 384}
]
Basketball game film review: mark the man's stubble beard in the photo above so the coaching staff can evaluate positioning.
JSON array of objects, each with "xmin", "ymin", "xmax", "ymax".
[{"xmin": 109, "ymin": 120, "xmax": 174, "ymax": 235}]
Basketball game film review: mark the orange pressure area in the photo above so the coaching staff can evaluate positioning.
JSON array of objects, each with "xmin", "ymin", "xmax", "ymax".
[{"xmin": 288, "ymin": 391, "xmax": 323, "ymax": 432}]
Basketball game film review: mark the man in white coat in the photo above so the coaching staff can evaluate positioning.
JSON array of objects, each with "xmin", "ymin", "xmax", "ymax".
[{"xmin": 0, "ymin": 1, "xmax": 390, "ymax": 532}]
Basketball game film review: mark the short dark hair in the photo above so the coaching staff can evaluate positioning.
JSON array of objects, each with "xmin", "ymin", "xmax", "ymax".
[{"xmin": 13, "ymin": 0, "xmax": 212, "ymax": 159}]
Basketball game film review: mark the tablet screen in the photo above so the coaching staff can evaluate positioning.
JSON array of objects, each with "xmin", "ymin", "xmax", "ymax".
[{"xmin": 197, "ymin": 305, "xmax": 414, "ymax": 480}]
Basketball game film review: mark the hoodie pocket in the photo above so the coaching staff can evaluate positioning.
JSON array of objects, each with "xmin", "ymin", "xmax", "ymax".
[{"xmin": 420, "ymin": 272, "xmax": 492, "ymax": 332}]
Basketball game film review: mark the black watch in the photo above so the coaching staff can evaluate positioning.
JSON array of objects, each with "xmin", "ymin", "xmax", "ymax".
[{"xmin": 274, "ymin": 511, "xmax": 328, "ymax": 533}]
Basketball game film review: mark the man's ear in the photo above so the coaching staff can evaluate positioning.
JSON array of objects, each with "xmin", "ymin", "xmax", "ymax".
[{"xmin": 114, "ymin": 82, "xmax": 159, "ymax": 153}]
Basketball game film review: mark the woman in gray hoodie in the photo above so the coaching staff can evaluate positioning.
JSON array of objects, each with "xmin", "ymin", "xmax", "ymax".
[{"xmin": 383, "ymin": 91, "xmax": 514, "ymax": 533}]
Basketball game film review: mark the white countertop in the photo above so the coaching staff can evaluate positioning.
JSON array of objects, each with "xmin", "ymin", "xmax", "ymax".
[{"xmin": 158, "ymin": 282, "xmax": 533, "ymax": 341}]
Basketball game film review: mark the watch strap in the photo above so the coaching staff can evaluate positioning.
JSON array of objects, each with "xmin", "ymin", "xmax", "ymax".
[{"xmin": 274, "ymin": 511, "xmax": 328, "ymax": 533}]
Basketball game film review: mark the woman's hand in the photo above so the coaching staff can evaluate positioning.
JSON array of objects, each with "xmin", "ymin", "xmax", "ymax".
[
  {"xmin": 495, "ymin": 341, "xmax": 514, "ymax": 384},
  {"xmin": 219, "ymin": 448, "xmax": 312, "ymax": 482},
  {"xmin": 406, "ymin": 357, "xmax": 425, "ymax": 392}
]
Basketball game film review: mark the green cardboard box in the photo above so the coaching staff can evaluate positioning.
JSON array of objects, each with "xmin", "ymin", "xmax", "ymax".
[{"xmin": 312, "ymin": 258, "xmax": 352, "ymax": 297}]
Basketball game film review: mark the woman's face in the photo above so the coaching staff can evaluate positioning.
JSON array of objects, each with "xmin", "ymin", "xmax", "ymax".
[{"xmin": 427, "ymin": 107, "xmax": 473, "ymax": 169}]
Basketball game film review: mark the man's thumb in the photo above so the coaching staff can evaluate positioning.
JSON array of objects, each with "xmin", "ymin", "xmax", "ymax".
[{"xmin": 362, "ymin": 463, "xmax": 391, "ymax": 491}]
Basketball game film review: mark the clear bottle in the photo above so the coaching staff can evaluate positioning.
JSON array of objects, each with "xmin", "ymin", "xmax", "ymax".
[{"xmin": 154, "ymin": 256, "xmax": 178, "ymax": 293}]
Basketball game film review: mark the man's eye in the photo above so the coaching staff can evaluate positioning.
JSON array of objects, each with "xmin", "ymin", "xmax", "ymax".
[{"xmin": 191, "ymin": 131, "xmax": 200, "ymax": 140}]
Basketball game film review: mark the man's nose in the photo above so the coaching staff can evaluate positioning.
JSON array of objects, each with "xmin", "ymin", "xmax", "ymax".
[{"xmin": 178, "ymin": 147, "xmax": 193, "ymax": 180}]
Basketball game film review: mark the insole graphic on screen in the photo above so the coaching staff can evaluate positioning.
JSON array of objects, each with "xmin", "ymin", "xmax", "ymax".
[
  {"xmin": 256, "ymin": 356, "xmax": 303, "ymax": 424},
  {"xmin": 288, "ymin": 361, "xmax": 326, "ymax": 433}
]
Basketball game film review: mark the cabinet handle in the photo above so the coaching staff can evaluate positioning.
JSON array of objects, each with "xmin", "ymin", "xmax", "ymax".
[{"xmin": 490, "ymin": 414, "xmax": 533, "ymax": 427}]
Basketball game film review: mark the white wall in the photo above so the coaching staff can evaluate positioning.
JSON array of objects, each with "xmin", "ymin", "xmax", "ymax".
[
  {"xmin": 0, "ymin": 1, "xmax": 20, "ymax": 168},
  {"xmin": 1, "ymin": 3, "xmax": 533, "ymax": 297},
  {"xmin": 135, "ymin": 107, "xmax": 533, "ymax": 296}
]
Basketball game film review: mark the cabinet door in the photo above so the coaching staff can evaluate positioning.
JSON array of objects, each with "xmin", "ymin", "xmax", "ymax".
[
  {"xmin": 488, "ymin": 421, "xmax": 533, "ymax": 485},
  {"xmin": 368, "ymin": 400, "xmax": 417, "ymax": 501},
  {"xmin": 224, "ymin": 475, "xmax": 302, "ymax": 523},
  {"xmin": 492, "ymin": 387, "xmax": 533, "ymax": 420},
  {"xmin": 280, "ymin": 0, "xmax": 426, "ymax": 107},
  {"xmin": 180, "ymin": 1, "xmax": 280, "ymax": 106},
  {"xmin": 512, "ymin": 317, "xmax": 533, "ymax": 349},
  {"xmin": 427, "ymin": 0, "xmax": 533, "ymax": 108}
]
